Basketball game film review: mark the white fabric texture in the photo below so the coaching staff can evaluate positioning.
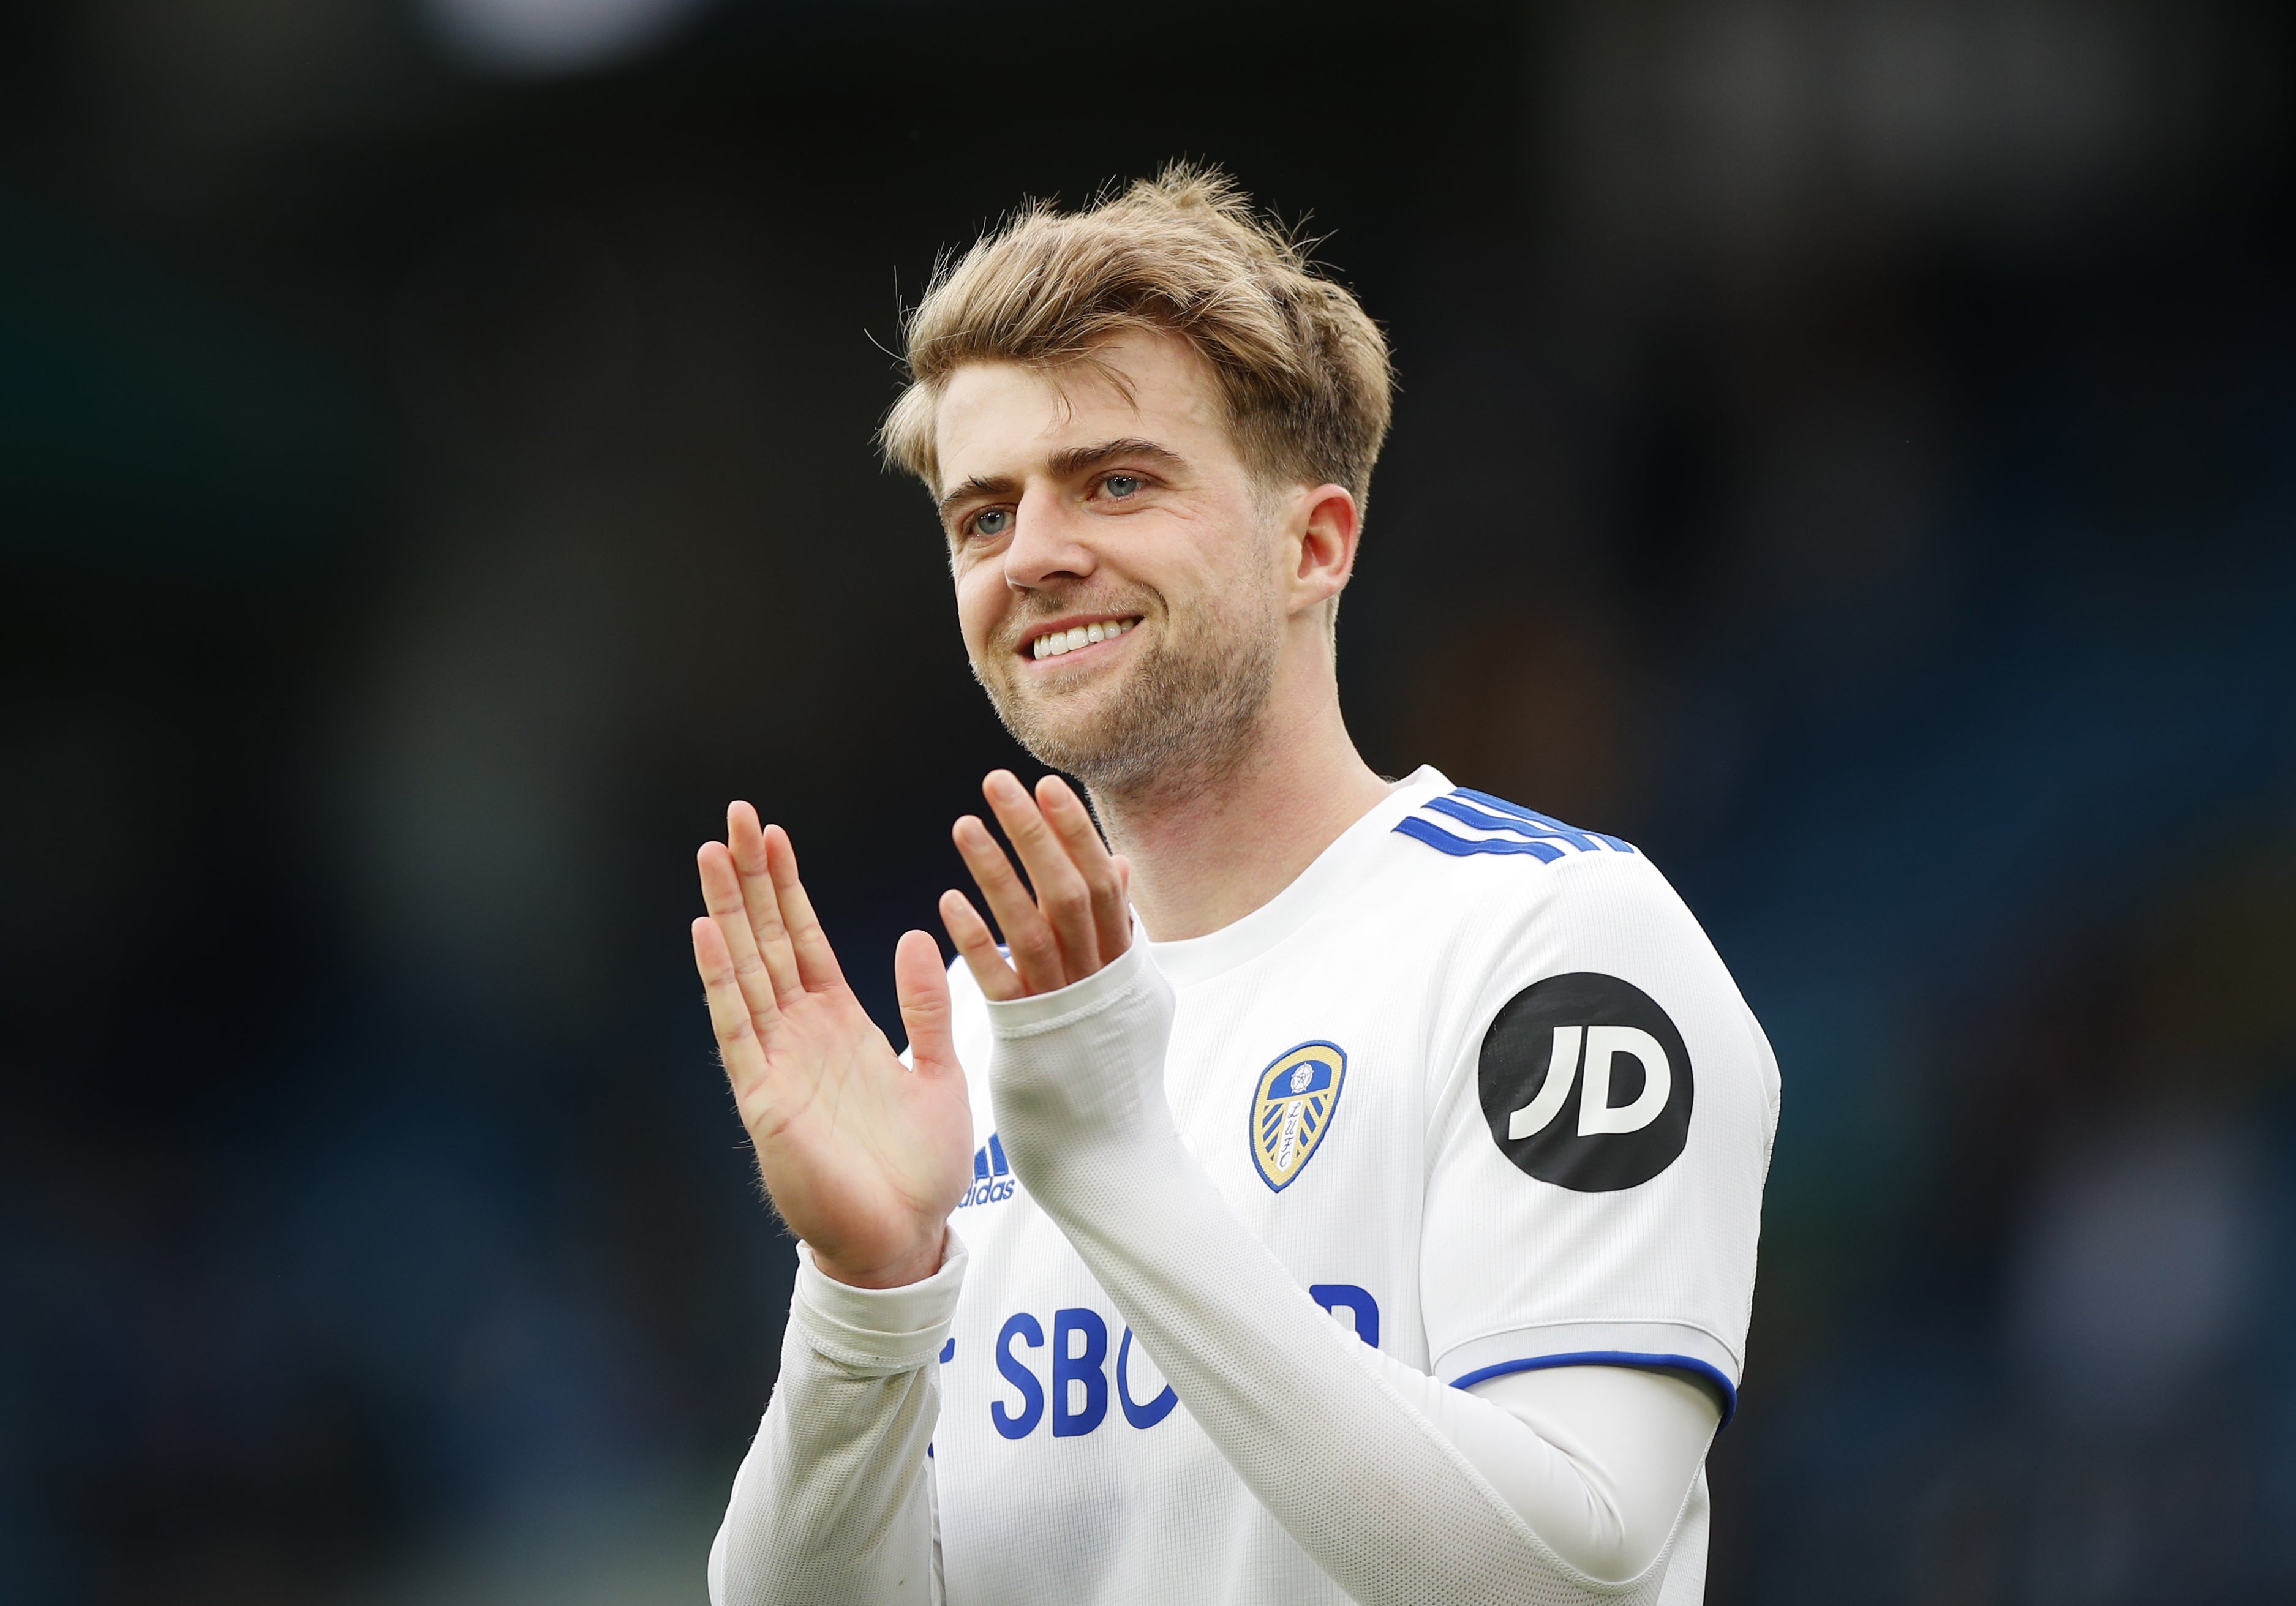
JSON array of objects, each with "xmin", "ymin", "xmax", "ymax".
[
  {"xmin": 709, "ymin": 1233, "xmax": 1718, "ymax": 1606},
  {"xmin": 710, "ymin": 1239, "xmax": 966, "ymax": 1605},
  {"xmin": 1451, "ymin": 1367, "xmax": 1721, "ymax": 1582},
  {"xmin": 984, "ymin": 937, "xmax": 1699, "ymax": 1606},
  {"xmin": 712, "ymin": 767, "xmax": 1776, "ymax": 1605}
]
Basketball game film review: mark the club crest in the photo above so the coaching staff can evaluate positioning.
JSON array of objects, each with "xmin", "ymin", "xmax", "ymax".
[{"xmin": 1249, "ymin": 1041, "xmax": 1348, "ymax": 1192}]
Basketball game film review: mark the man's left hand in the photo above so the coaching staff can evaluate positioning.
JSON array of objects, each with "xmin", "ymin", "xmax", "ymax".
[{"xmin": 942, "ymin": 770, "xmax": 1131, "ymax": 1000}]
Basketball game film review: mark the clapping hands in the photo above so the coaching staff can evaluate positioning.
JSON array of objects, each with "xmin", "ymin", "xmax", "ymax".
[{"xmin": 691, "ymin": 770, "xmax": 1128, "ymax": 1289}]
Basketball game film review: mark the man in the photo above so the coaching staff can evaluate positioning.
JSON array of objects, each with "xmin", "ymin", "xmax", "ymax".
[{"xmin": 690, "ymin": 167, "xmax": 1777, "ymax": 1605}]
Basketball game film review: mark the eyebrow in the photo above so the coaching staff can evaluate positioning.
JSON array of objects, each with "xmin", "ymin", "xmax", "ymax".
[
  {"xmin": 1050, "ymin": 437, "xmax": 1186, "ymax": 479},
  {"xmin": 936, "ymin": 437, "xmax": 1189, "ymax": 520}
]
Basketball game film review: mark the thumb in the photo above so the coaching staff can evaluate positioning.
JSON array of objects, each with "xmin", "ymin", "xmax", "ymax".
[{"xmin": 894, "ymin": 929, "xmax": 960, "ymax": 1072}]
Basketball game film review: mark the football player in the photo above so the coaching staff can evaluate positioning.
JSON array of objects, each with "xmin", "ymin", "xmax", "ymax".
[{"xmin": 691, "ymin": 167, "xmax": 1778, "ymax": 1605}]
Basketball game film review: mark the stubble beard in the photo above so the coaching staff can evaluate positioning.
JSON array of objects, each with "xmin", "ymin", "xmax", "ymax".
[{"xmin": 973, "ymin": 592, "xmax": 1285, "ymax": 809}]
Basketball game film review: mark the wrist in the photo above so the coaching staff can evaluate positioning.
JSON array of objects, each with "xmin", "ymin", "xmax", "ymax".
[
  {"xmin": 984, "ymin": 929, "xmax": 1154, "ymax": 1034},
  {"xmin": 792, "ymin": 1233, "xmax": 968, "ymax": 1375},
  {"xmin": 811, "ymin": 1223, "xmax": 950, "ymax": 1291},
  {"xmin": 988, "ymin": 939, "xmax": 1181, "ymax": 1191}
]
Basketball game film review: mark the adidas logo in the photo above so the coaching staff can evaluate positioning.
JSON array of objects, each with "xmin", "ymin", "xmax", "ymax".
[{"xmin": 960, "ymin": 1133, "xmax": 1016, "ymax": 1208}]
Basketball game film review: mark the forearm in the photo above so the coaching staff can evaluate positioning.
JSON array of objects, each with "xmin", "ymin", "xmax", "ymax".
[
  {"xmin": 1037, "ymin": 1143, "xmax": 1687, "ymax": 1602},
  {"xmin": 988, "ymin": 947, "xmax": 1698, "ymax": 1605},
  {"xmin": 712, "ymin": 1240, "xmax": 963, "ymax": 1606}
]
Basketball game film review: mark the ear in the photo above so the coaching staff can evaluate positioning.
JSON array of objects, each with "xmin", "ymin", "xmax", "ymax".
[{"xmin": 1285, "ymin": 484, "xmax": 1360, "ymax": 620}]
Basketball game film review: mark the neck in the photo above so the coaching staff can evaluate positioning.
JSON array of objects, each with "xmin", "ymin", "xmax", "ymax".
[{"xmin": 1087, "ymin": 659, "xmax": 1390, "ymax": 943}]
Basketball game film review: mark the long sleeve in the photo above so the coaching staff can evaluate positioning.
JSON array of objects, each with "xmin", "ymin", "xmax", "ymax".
[
  {"xmin": 985, "ymin": 939, "xmax": 1713, "ymax": 1606},
  {"xmin": 710, "ymin": 1237, "xmax": 967, "ymax": 1606}
]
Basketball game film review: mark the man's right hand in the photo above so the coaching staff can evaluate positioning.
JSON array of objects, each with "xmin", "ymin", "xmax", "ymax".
[{"xmin": 691, "ymin": 802, "xmax": 973, "ymax": 1289}]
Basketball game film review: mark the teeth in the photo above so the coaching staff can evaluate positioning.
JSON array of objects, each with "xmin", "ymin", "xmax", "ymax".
[{"xmin": 1031, "ymin": 617, "xmax": 1136, "ymax": 659}]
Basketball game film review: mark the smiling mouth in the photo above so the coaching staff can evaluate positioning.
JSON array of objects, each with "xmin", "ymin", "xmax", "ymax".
[{"xmin": 1025, "ymin": 616, "xmax": 1143, "ymax": 662}]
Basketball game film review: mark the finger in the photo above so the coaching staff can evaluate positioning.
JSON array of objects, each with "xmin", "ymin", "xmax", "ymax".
[
  {"xmin": 981, "ymin": 770, "xmax": 1099, "ymax": 977},
  {"xmin": 727, "ymin": 803, "xmax": 802, "ymax": 1002},
  {"xmin": 698, "ymin": 841, "xmax": 789, "ymax": 1032},
  {"xmin": 939, "ymin": 888, "xmax": 1023, "ymax": 1003},
  {"xmin": 894, "ymin": 929, "xmax": 966, "ymax": 1073},
  {"xmin": 692, "ymin": 915, "xmax": 770, "ymax": 1098},
  {"xmin": 952, "ymin": 812, "xmax": 1064, "ymax": 994},
  {"xmin": 762, "ymin": 824, "xmax": 849, "ymax": 993},
  {"xmin": 1036, "ymin": 774, "xmax": 1130, "ymax": 963}
]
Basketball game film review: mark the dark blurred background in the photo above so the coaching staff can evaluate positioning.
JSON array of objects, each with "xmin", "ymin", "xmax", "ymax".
[{"xmin": 6, "ymin": 1, "xmax": 2295, "ymax": 1600}]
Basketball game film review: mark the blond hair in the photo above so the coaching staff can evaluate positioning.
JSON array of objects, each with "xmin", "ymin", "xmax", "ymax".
[{"xmin": 879, "ymin": 165, "xmax": 1394, "ymax": 510}]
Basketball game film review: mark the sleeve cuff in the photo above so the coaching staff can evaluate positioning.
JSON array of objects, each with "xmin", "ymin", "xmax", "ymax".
[
  {"xmin": 791, "ymin": 1232, "xmax": 968, "ymax": 1375},
  {"xmin": 983, "ymin": 928, "xmax": 1153, "ymax": 1039}
]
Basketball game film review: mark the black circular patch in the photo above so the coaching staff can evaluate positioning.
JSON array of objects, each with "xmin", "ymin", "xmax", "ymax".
[{"xmin": 1478, "ymin": 973, "xmax": 1692, "ymax": 1192}]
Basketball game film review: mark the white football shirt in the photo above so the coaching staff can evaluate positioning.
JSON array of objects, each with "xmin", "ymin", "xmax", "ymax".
[{"xmin": 927, "ymin": 766, "xmax": 1778, "ymax": 1602}]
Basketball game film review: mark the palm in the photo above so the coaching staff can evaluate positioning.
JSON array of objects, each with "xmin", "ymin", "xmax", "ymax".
[
  {"xmin": 737, "ymin": 980, "xmax": 971, "ymax": 1269},
  {"xmin": 693, "ymin": 806, "xmax": 971, "ymax": 1289}
]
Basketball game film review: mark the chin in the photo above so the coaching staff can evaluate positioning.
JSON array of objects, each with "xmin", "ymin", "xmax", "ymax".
[
  {"xmin": 975, "ymin": 610, "xmax": 1280, "ymax": 799},
  {"xmin": 1006, "ymin": 702, "xmax": 1128, "ymax": 775}
]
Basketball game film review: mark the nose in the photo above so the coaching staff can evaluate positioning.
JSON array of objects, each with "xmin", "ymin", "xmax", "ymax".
[{"xmin": 1000, "ymin": 482, "xmax": 1098, "ymax": 592}]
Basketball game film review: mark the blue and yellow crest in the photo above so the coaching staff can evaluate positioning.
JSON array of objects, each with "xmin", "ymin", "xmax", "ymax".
[{"xmin": 1249, "ymin": 1041, "xmax": 1348, "ymax": 1192}]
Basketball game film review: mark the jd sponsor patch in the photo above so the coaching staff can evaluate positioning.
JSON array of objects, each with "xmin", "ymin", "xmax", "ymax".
[{"xmin": 1479, "ymin": 974, "xmax": 1691, "ymax": 1191}]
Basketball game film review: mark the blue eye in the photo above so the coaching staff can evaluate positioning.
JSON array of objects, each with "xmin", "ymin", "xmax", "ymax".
[
  {"xmin": 1104, "ymin": 474, "xmax": 1142, "ymax": 498},
  {"xmin": 974, "ymin": 509, "xmax": 1012, "ymax": 537}
]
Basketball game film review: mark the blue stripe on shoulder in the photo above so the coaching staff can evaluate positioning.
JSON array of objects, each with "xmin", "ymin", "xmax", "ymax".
[
  {"xmin": 1392, "ymin": 815, "xmax": 1566, "ymax": 861},
  {"xmin": 1391, "ymin": 790, "xmax": 1635, "ymax": 863},
  {"xmin": 1452, "ymin": 789, "xmax": 1635, "ymax": 854}
]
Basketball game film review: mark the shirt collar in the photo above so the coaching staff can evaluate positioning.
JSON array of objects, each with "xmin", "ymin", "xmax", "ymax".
[{"xmin": 1145, "ymin": 765, "xmax": 1452, "ymax": 988}]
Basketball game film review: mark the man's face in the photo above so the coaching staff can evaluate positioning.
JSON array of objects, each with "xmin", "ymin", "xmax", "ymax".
[{"xmin": 933, "ymin": 330, "xmax": 1292, "ymax": 797}]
